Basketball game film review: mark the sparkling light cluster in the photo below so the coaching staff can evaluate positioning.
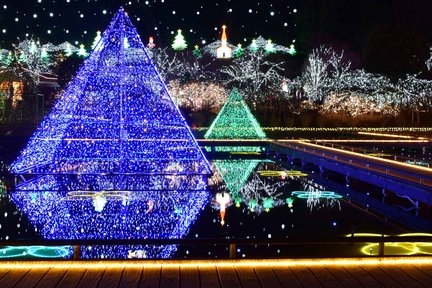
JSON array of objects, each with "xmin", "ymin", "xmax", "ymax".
[
  {"xmin": 169, "ymin": 80, "xmax": 228, "ymax": 112},
  {"xmin": 11, "ymin": 8, "xmax": 211, "ymax": 191}
]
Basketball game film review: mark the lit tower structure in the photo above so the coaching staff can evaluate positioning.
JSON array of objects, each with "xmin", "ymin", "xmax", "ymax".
[
  {"xmin": 204, "ymin": 88, "xmax": 266, "ymax": 152},
  {"xmin": 11, "ymin": 7, "xmax": 211, "ymax": 192},
  {"xmin": 216, "ymin": 25, "xmax": 232, "ymax": 59}
]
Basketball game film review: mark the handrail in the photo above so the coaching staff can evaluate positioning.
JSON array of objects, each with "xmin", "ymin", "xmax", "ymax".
[
  {"xmin": 1, "ymin": 236, "xmax": 432, "ymax": 246},
  {"xmin": 1, "ymin": 236, "xmax": 432, "ymax": 259}
]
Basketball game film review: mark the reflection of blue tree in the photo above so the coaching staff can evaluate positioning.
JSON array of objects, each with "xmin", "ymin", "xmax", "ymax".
[{"xmin": 12, "ymin": 189, "xmax": 209, "ymax": 259}]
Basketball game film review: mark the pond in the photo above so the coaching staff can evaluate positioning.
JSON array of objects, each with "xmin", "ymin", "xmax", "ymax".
[{"xmin": 0, "ymin": 156, "xmax": 418, "ymax": 260}]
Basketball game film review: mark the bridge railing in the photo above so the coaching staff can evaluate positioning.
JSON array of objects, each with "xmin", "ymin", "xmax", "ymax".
[
  {"xmin": 270, "ymin": 140, "xmax": 432, "ymax": 188},
  {"xmin": 1, "ymin": 236, "xmax": 432, "ymax": 260}
]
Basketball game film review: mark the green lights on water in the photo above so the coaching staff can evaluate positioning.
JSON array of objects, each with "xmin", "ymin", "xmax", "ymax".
[
  {"xmin": 0, "ymin": 246, "xmax": 71, "ymax": 259},
  {"xmin": 291, "ymin": 191, "xmax": 343, "ymax": 199}
]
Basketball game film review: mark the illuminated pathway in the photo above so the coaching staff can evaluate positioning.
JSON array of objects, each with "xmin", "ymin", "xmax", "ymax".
[{"xmin": 1, "ymin": 258, "xmax": 432, "ymax": 287}]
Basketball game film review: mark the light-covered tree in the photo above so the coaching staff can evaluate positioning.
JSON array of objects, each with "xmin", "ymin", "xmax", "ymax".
[
  {"xmin": 172, "ymin": 29, "xmax": 187, "ymax": 51},
  {"xmin": 220, "ymin": 49, "xmax": 285, "ymax": 102}
]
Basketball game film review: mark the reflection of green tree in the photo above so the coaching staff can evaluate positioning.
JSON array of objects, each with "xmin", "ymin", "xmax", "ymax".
[
  {"xmin": 213, "ymin": 160, "xmax": 287, "ymax": 214},
  {"xmin": 214, "ymin": 159, "xmax": 260, "ymax": 194}
]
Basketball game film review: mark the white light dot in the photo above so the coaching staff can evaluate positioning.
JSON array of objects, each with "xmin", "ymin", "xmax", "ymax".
[
  {"xmin": 293, "ymin": 8, "xmax": 297, "ymax": 13},
  {"xmin": 3, "ymin": 5, "xmax": 7, "ymax": 9},
  {"xmin": 201, "ymin": 40, "xmax": 206, "ymax": 44},
  {"xmin": 172, "ymin": 11, "xmax": 176, "ymax": 15},
  {"xmin": 270, "ymin": 11, "xmax": 275, "ymax": 16},
  {"xmin": 49, "ymin": 12, "xmax": 54, "ymax": 17},
  {"xmin": 15, "ymin": 18, "xmax": 19, "ymax": 22},
  {"xmin": 1, "ymin": 29, "xmax": 6, "ymax": 34},
  {"xmin": 196, "ymin": 11, "xmax": 200, "ymax": 15},
  {"xmin": 284, "ymin": 23, "xmax": 288, "ymax": 27},
  {"xmin": 102, "ymin": 10, "xmax": 107, "ymax": 14},
  {"xmin": 228, "ymin": 8, "xmax": 232, "ymax": 12},
  {"xmin": 248, "ymin": 9, "xmax": 252, "ymax": 13},
  {"xmin": 80, "ymin": 14, "xmax": 84, "ymax": 18},
  {"xmin": 33, "ymin": 14, "xmax": 38, "ymax": 18},
  {"xmin": 47, "ymin": 30, "xmax": 51, "ymax": 34},
  {"xmin": 38, "ymin": 0, "xmax": 42, "ymax": 3}
]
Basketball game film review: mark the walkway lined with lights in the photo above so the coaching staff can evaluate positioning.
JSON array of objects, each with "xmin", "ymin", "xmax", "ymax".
[
  {"xmin": 270, "ymin": 140, "xmax": 432, "ymax": 188},
  {"xmin": 1, "ymin": 258, "xmax": 432, "ymax": 287}
]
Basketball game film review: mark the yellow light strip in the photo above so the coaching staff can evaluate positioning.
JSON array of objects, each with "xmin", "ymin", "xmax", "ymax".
[
  {"xmin": 2, "ymin": 257, "xmax": 432, "ymax": 269},
  {"xmin": 295, "ymin": 141, "xmax": 432, "ymax": 174},
  {"xmin": 358, "ymin": 131, "xmax": 427, "ymax": 140}
]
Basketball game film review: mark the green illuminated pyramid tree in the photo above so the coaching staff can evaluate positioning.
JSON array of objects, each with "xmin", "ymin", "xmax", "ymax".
[{"xmin": 205, "ymin": 88, "xmax": 266, "ymax": 139}]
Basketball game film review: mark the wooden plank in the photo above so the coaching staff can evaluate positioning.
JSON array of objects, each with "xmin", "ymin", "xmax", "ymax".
[
  {"xmin": 343, "ymin": 266, "xmax": 384, "ymax": 287},
  {"xmin": 119, "ymin": 267, "xmax": 142, "ymax": 288},
  {"xmin": 98, "ymin": 267, "xmax": 124, "ymax": 288},
  {"xmin": 180, "ymin": 266, "xmax": 200, "ymax": 288},
  {"xmin": 361, "ymin": 265, "xmax": 404, "ymax": 288},
  {"xmin": 0, "ymin": 269, "xmax": 11, "ymax": 281},
  {"xmin": 199, "ymin": 266, "xmax": 220, "ymax": 288},
  {"xmin": 290, "ymin": 266, "xmax": 322, "ymax": 288},
  {"xmin": 255, "ymin": 267, "xmax": 282, "ymax": 288},
  {"xmin": 55, "ymin": 268, "xmax": 87, "ymax": 288},
  {"xmin": 0, "ymin": 268, "xmax": 29, "ymax": 288},
  {"xmin": 140, "ymin": 266, "xmax": 161, "ymax": 288},
  {"xmin": 272, "ymin": 267, "xmax": 302, "ymax": 288},
  {"xmin": 160, "ymin": 266, "xmax": 179, "ymax": 288},
  {"xmin": 77, "ymin": 268, "xmax": 106, "ymax": 288},
  {"xmin": 400, "ymin": 265, "xmax": 432, "ymax": 288},
  {"xmin": 309, "ymin": 266, "xmax": 343, "ymax": 288},
  {"xmin": 217, "ymin": 266, "xmax": 241, "ymax": 288},
  {"xmin": 413, "ymin": 264, "xmax": 432, "ymax": 279},
  {"xmin": 34, "ymin": 268, "xmax": 69, "ymax": 288},
  {"xmin": 12, "ymin": 268, "xmax": 48, "ymax": 288},
  {"xmin": 325, "ymin": 266, "xmax": 362, "ymax": 288},
  {"xmin": 235, "ymin": 266, "xmax": 261, "ymax": 288},
  {"xmin": 379, "ymin": 265, "xmax": 424, "ymax": 288}
]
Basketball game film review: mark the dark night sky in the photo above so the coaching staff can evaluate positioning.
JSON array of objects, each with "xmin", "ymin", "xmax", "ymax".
[
  {"xmin": 0, "ymin": 0, "xmax": 299, "ymax": 49},
  {"xmin": 0, "ymin": 0, "xmax": 431, "ymax": 54}
]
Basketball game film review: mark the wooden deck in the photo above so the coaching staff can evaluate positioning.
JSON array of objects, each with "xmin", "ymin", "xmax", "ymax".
[{"xmin": 1, "ymin": 257, "xmax": 432, "ymax": 287}]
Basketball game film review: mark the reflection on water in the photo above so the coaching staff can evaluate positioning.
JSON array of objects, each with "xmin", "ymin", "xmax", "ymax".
[
  {"xmin": 11, "ymin": 189, "xmax": 209, "ymax": 259},
  {"xmin": 0, "ymin": 158, "xmax": 412, "ymax": 259}
]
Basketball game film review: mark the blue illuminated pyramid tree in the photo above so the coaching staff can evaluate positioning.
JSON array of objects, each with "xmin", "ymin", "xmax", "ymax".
[
  {"xmin": 11, "ymin": 7, "xmax": 211, "ymax": 192},
  {"xmin": 205, "ymin": 88, "xmax": 266, "ymax": 140}
]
